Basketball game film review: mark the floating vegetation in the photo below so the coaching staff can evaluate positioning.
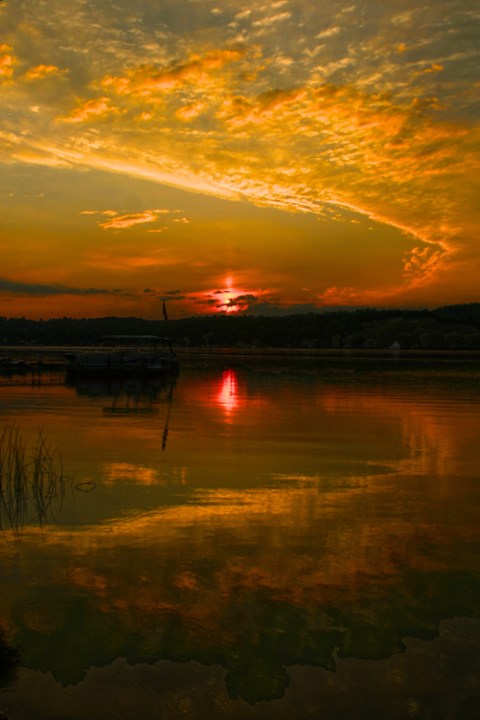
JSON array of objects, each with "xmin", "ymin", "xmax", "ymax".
[
  {"xmin": 0, "ymin": 425, "xmax": 67, "ymax": 532},
  {"xmin": 74, "ymin": 480, "xmax": 96, "ymax": 493}
]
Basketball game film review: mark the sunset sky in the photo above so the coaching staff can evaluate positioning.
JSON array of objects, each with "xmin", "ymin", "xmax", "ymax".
[{"xmin": 0, "ymin": 0, "xmax": 478, "ymax": 319}]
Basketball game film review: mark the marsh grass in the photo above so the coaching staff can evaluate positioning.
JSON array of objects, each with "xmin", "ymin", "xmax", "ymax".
[{"xmin": 0, "ymin": 425, "xmax": 66, "ymax": 532}]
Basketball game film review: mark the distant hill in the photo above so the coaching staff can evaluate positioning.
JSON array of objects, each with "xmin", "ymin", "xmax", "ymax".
[{"xmin": 1, "ymin": 304, "xmax": 480, "ymax": 350}]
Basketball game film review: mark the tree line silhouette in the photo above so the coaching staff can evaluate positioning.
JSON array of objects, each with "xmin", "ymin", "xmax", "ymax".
[{"xmin": 1, "ymin": 304, "xmax": 480, "ymax": 350}]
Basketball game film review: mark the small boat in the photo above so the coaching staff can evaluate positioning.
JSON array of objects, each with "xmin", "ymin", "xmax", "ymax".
[
  {"xmin": 65, "ymin": 335, "xmax": 178, "ymax": 379},
  {"xmin": 0, "ymin": 357, "xmax": 29, "ymax": 373}
]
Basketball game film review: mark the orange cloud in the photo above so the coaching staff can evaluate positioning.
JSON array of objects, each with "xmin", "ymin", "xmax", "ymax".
[
  {"xmin": 175, "ymin": 101, "xmax": 206, "ymax": 122},
  {"xmin": 62, "ymin": 97, "xmax": 118, "ymax": 123},
  {"xmin": 317, "ymin": 285, "xmax": 405, "ymax": 307},
  {"xmin": 403, "ymin": 246, "xmax": 446, "ymax": 283},
  {"xmin": 101, "ymin": 48, "xmax": 245, "ymax": 99},
  {"xmin": 424, "ymin": 63, "xmax": 444, "ymax": 74},
  {"xmin": 25, "ymin": 64, "xmax": 67, "ymax": 81},
  {"xmin": 316, "ymin": 26, "xmax": 341, "ymax": 39},
  {"xmin": 218, "ymin": 87, "xmax": 307, "ymax": 127},
  {"xmin": 99, "ymin": 211, "xmax": 162, "ymax": 230},
  {"xmin": 0, "ymin": 44, "xmax": 15, "ymax": 80},
  {"xmin": 252, "ymin": 11, "xmax": 291, "ymax": 28}
]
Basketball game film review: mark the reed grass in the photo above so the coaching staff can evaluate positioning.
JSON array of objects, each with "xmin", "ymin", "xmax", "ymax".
[{"xmin": 0, "ymin": 425, "xmax": 66, "ymax": 531}]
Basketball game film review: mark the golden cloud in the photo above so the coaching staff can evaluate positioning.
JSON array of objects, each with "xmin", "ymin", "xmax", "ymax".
[
  {"xmin": 403, "ymin": 246, "xmax": 446, "ymax": 283},
  {"xmin": 100, "ymin": 48, "xmax": 245, "ymax": 100},
  {"xmin": 217, "ymin": 88, "xmax": 307, "ymax": 129},
  {"xmin": 99, "ymin": 210, "xmax": 161, "ymax": 230},
  {"xmin": 0, "ymin": 44, "xmax": 15, "ymax": 80},
  {"xmin": 252, "ymin": 11, "xmax": 292, "ymax": 28},
  {"xmin": 316, "ymin": 26, "xmax": 341, "ymax": 39},
  {"xmin": 25, "ymin": 64, "xmax": 68, "ymax": 81},
  {"xmin": 62, "ymin": 97, "xmax": 118, "ymax": 123},
  {"xmin": 317, "ymin": 286, "xmax": 395, "ymax": 306},
  {"xmin": 175, "ymin": 101, "xmax": 206, "ymax": 122}
]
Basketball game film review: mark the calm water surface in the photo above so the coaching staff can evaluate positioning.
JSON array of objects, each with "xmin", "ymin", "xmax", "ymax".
[{"xmin": 0, "ymin": 362, "xmax": 479, "ymax": 719}]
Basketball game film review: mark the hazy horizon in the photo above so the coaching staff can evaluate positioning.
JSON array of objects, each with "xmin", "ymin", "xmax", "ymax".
[{"xmin": 2, "ymin": 301, "xmax": 479, "ymax": 323}]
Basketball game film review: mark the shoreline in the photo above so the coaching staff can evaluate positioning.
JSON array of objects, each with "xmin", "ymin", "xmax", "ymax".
[{"xmin": 1, "ymin": 346, "xmax": 480, "ymax": 373}]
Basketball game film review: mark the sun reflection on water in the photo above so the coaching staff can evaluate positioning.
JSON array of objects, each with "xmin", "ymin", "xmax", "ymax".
[{"xmin": 217, "ymin": 369, "xmax": 239, "ymax": 415}]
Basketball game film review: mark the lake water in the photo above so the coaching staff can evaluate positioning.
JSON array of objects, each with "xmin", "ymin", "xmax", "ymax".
[{"xmin": 0, "ymin": 359, "xmax": 479, "ymax": 719}]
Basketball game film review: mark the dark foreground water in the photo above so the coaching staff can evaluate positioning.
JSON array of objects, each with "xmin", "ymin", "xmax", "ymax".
[{"xmin": 0, "ymin": 360, "xmax": 479, "ymax": 719}]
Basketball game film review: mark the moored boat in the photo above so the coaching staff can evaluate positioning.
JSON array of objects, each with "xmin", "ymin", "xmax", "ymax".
[
  {"xmin": 0, "ymin": 357, "xmax": 30, "ymax": 373},
  {"xmin": 65, "ymin": 335, "xmax": 178, "ymax": 379}
]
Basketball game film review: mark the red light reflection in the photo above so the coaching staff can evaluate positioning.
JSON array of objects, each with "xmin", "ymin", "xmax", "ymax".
[{"xmin": 217, "ymin": 369, "xmax": 239, "ymax": 414}]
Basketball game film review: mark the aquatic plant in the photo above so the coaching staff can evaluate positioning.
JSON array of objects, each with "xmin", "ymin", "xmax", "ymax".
[
  {"xmin": 0, "ymin": 628, "xmax": 20, "ymax": 688},
  {"xmin": 0, "ymin": 425, "xmax": 66, "ymax": 531}
]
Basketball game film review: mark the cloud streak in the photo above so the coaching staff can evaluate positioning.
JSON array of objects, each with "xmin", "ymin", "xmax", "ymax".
[
  {"xmin": 0, "ymin": 278, "xmax": 115, "ymax": 297},
  {"xmin": 98, "ymin": 211, "xmax": 162, "ymax": 230}
]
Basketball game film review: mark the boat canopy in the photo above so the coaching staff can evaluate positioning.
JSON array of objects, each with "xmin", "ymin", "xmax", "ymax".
[
  {"xmin": 101, "ymin": 335, "xmax": 174, "ymax": 351},
  {"xmin": 102, "ymin": 335, "xmax": 171, "ymax": 343}
]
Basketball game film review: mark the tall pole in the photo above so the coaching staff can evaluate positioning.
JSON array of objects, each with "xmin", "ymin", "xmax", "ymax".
[{"xmin": 162, "ymin": 301, "xmax": 173, "ymax": 353}]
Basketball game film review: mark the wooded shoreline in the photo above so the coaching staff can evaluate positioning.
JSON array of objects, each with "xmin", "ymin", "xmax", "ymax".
[{"xmin": 1, "ymin": 303, "xmax": 480, "ymax": 351}]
